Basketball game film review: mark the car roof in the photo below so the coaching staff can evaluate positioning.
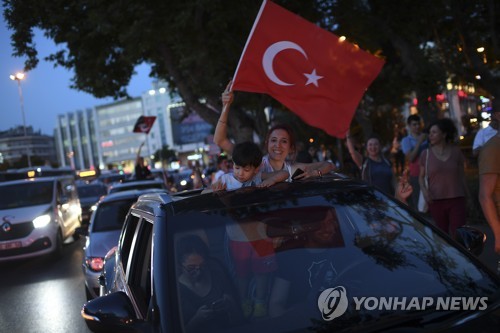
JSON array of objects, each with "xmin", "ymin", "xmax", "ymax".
[
  {"xmin": 0, "ymin": 176, "xmax": 73, "ymax": 186},
  {"xmin": 135, "ymin": 175, "xmax": 369, "ymax": 213},
  {"xmin": 110, "ymin": 179, "xmax": 164, "ymax": 188},
  {"xmin": 99, "ymin": 188, "xmax": 168, "ymax": 204}
]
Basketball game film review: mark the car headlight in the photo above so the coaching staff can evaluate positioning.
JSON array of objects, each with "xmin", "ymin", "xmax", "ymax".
[
  {"xmin": 33, "ymin": 214, "xmax": 51, "ymax": 228},
  {"xmin": 180, "ymin": 180, "xmax": 187, "ymax": 186},
  {"xmin": 85, "ymin": 257, "xmax": 105, "ymax": 272}
]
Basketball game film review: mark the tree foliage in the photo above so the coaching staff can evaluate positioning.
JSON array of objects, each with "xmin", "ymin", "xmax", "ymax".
[{"xmin": 3, "ymin": 0, "xmax": 499, "ymax": 146}]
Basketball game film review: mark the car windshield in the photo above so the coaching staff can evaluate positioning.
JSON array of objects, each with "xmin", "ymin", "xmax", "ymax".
[
  {"xmin": 169, "ymin": 188, "xmax": 500, "ymax": 333},
  {"xmin": 91, "ymin": 199, "xmax": 136, "ymax": 232},
  {"xmin": 77, "ymin": 184, "xmax": 107, "ymax": 198},
  {"xmin": 0, "ymin": 182, "xmax": 53, "ymax": 209}
]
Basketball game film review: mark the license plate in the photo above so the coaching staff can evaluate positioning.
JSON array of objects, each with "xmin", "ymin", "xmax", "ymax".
[{"xmin": 0, "ymin": 241, "xmax": 22, "ymax": 250}]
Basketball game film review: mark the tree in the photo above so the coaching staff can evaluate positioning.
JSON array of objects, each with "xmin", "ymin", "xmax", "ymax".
[
  {"xmin": 153, "ymin": 145, "xmax": 177, "ymax": 166},
  {"xmin": 321, "ymin": 0, "xmax": 499, "ymax": 123},
  {"xmin": 4, "ymin": 0, "xmax": 498, "ymax": 145}
]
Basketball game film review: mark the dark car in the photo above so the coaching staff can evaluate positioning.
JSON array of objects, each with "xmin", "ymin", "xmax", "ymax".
[
  {"xmin": 107, "ymin": 179, "xmax": 167, "ymax": 194},
  {"xmin": 80, "ymin": 188, "xmax": 168, "ymax": 300},
  {"xmin": 170, "ymin": 169, "xmax": 198, "ymax": 192},
  {"xmin": 76, "ymin": 182, "xmax": 108, "ymax": 226},
  {"xmin": 82, "ymin": 176, "xmax": 500, "ymax": 333}
]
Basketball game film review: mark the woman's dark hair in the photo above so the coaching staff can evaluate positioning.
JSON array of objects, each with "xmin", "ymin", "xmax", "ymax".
[
  {"xmin": 264, "ymin": 123, "xmax": 297, "ymax": 159},
  {"xmin": 430, "ymin": 118, "xmax": 457, "ymax": 143},
  {"xmin": 366, "ymin": 133, "xmax": 382, "ymax": 143},
  {"xmin": 176, "ymin": 234, "xmax": 209, "ymax": 266}
]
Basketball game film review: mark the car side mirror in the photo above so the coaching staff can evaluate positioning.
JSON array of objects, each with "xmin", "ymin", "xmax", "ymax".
[
  {"xmin": 82, "ymin": 291, "xmax": 144, "ymax": 333},
  {"xmin": 454, "ymin": 226, "xmax": 486, "ymax": 256}
]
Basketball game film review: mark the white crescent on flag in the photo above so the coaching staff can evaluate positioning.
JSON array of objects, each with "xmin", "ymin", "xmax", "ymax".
[{"xmin": 262, "ymin": 41, "xmax": 323, "ymax": 87}]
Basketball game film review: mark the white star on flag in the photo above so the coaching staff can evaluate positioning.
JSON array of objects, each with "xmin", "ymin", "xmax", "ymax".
[{"xmin": 304, "ymin": 69, "xmax": 323, "ymax": 87}]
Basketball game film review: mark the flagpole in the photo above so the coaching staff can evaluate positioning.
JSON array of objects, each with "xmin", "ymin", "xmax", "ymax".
[{"xmin": 230, "ymin": 0, "xmax": 268, "ymax": 92}]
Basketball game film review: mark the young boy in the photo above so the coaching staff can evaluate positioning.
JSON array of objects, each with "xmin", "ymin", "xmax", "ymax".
[
  {"xmin": 206, "ymin": 141, "xmax": 287, "ymax": 318},
  {"xmin": 210, "ymin": 141, "xmax": 289, "ymax": 191}
]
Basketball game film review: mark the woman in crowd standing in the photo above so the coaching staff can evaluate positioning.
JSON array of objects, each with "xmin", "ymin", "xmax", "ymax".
[
  {"xmin": 419, "ymin": 118, "xmax": 469, "ymax": 236},
  {"xmin": 346, "ymin": 130, "xmax": 395, "ymax": 196},
  {"xmin": 214, "ymin": 81, "xmax": 336, "ymax": 181}
]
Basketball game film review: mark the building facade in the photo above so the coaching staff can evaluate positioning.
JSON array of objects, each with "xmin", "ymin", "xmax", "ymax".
[
  {"xmin": 54, "ymin": 81, "xmax": 213, "ymax": 173},
  {"xmin": 0, "ymin": 126, "xmax": 57, "ymax": 167},
  {"xmin": 55, "ymin": 108, "xmax": 99, "ymax": 170}
]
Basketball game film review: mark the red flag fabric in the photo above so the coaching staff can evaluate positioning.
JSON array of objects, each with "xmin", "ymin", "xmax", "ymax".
[
  {"xmin": 231, "ymin": 0, "xmax": 385, "ymax": 138},
  {"xmin": 133, "ymin": 116, "xmax": 157, "ymax": 134}
]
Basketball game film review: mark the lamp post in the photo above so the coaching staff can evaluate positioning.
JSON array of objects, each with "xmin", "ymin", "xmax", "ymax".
[{"xmin": 9, "ymin": 72, "xmax": 32, "ymax": 167}]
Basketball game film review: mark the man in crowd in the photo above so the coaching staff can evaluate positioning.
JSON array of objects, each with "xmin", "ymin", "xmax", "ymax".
[
  {"xmin": 473, "ymin": 108, "xmax": 498, "ymax": 157},
  {"xmin": 478, "ymin": 104, "xmax": 500, "ymax": 254},
  {"xmin": 401, "ymin": 115, "xmax": 428, "ymax": 210}
]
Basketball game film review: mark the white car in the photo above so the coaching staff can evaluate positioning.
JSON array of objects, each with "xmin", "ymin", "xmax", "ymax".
[{"xmin": 0, "ymin": 176, "xmax": 82, "ymax": 261}]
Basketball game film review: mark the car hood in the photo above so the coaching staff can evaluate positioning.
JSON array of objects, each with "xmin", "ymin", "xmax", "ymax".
[
  {"xmin": 86, "ymin": 230, "xmax": 121, "ymax": 257},
  {"xmin": 0, "ymin": 204, "xmax": 51, "ymax": 224}
]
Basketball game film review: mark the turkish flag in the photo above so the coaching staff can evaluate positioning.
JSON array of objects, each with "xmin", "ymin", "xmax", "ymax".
[
  {"xmin": 231, "ymin": 0, "xmax": 384, "ymax": 138},
  {"xmin": 133, "ymin": 116, "xmax": 157, "ymax": 134}
]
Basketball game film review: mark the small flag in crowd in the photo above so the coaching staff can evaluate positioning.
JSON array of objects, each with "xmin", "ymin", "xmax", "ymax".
[
  {"xmin": 231, "ymin": 0, "xmax": 384, "ymax": 138},
  {"xmin": 133, "ymin": 116, "xmax": 157, "ymax": 134}
]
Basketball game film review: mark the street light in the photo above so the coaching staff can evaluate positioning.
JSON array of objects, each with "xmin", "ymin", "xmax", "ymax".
[{"xmin": 9, "ymin": 71, "xmax": 32, "ymax": 167}]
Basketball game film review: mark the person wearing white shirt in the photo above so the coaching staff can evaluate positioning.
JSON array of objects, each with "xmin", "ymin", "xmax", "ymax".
[{"xmin": 473, "ymin": 115, "xmax": 498, "ymax": 157}]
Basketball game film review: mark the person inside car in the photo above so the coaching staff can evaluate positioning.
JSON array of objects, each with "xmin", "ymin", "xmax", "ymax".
[{"xmin": 176, "ymin": 234, "xmax": 242, "ymax": 332}]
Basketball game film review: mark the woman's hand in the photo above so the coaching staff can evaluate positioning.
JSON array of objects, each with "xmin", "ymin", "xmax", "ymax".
[
  {"xmin": 295, "ymin": 166, "xmax": 321, "ymax": 179},
  {"xmin": 222, "ymin": 80, "xmax": 233, "ymax": 107},
  {"xmin": 395, "ymin": 169, "xmax": 413, "ymax": 203}
]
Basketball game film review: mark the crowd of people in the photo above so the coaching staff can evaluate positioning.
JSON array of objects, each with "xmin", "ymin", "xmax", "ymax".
[
  {"xmin": 173, "ymin": 82, "xmax": 499, "ymax": 330},
  {"xmin": 200, "ymin": 81, "xmax": 498, "ymax": 249}
]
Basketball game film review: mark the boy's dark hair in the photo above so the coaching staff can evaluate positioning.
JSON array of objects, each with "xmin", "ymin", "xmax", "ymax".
[
  {"xmin": 407, "ymin": 114, "xmax": 421, "ymax": 124},
  {"xmin": 232, "ymin": 141, "xmax": 263, "ymax": 168}
]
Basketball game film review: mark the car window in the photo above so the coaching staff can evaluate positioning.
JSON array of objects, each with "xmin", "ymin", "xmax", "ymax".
[
  {"xmin": 119, "ymin": 214, "xmax": 140, "ymax": 274},
  {"xmin": 0, "ymin": 181, "xmax": 53, "ymax": 209},
  {"xmin": 92, "ymin": 199, "xmax": 137, "ymax": 232},
  {"xmin": 127, "ymin": 219, "xmax": 153, "ymax": 316},
  {"xmin": 169, "ymin": 188, "xmax": 500, "ymax": 333},
  {"xmin": 59, "ymin": 178, "xmax": 77, "ymax": 200}
]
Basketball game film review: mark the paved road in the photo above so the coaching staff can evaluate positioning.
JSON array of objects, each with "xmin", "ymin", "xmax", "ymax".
[{"xmin": 0, "ymin": 238, "xmax": 91, "ymax": 333}]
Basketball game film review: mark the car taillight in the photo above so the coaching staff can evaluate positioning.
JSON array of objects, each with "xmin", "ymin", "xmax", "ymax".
[{"xmin": 86, "ymin": 257, "xmax": 104, "ymax": 272}]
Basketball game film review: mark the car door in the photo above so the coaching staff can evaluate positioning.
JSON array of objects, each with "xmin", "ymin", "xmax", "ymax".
[
  {"xmin": 122, "ymin": 216, "xmax": 154, "ymax": 319},
  {"xmin": 56, "ymin": 178, "xmax": 81, "ymax": 237}
]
